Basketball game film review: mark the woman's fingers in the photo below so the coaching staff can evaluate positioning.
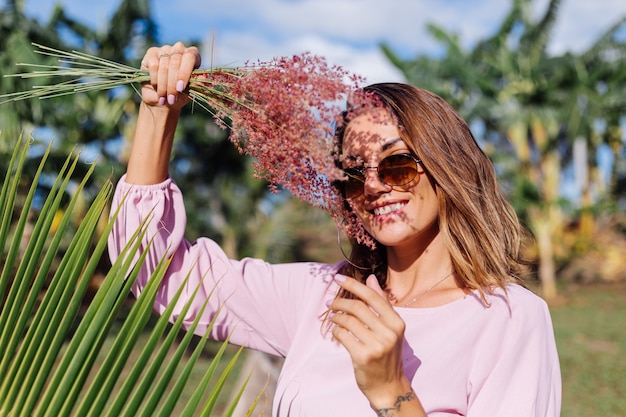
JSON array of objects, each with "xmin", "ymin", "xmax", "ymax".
[
  {"xmin": 365, "ymin": 274, "xmax": 387, "ymax": 298},
  {"xmin": 333, "ymin": 274, "xmax": 393, "ymax": 319},
  {"xmin": 141, "ymin": 42, "xmax": 201, "ymax": 107},
  {"xmin": 331, "ymin": 314, "xmax": 368, "ymax": 354},
  {"xmin": 330, "ymin": 297, "xmax": 401, "ymax": 350},
  {"xmin": 329, "ymin": 275, "xmax": 405, "ymax": 341},
  {"xmin": 176, "ymin": 46, "xmax": 201, "ymax": 92}
]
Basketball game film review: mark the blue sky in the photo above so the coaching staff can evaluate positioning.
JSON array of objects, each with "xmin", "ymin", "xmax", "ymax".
[{"xmin": 17, "ymin": 0, "xmax": 626, "ymax": 84}]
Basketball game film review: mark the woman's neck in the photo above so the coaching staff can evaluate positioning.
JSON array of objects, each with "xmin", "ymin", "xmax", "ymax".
[{"xmin": 385, "ymin": 232, "xmax": 454, "ymax": 297}]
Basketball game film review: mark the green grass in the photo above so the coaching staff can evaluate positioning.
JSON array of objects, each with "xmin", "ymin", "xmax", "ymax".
[{"xmin": 550, "ymin": 282, "xmax": 626, "ymax": 417}]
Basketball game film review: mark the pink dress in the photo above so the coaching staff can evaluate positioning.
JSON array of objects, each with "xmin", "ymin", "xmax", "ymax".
[{"xmin": 108, "ymin": 176, "xmax": 562, "ymax": 416}]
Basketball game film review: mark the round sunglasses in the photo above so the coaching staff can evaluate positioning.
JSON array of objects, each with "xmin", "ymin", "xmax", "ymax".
[{"xmin": 342, "ymin": 153, "xmax": 422, "ymax": 198}]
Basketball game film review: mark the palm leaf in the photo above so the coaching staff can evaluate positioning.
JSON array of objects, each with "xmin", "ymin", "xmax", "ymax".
[{"xmin": 0, "ymin": 136, "xmax": 257, "ymax": 416}]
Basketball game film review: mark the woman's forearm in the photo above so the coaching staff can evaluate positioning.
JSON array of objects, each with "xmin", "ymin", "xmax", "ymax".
[
  {"xmin": 126, "ymin": 102, "xmax": 181, "ymax": 184},
  {"xmin": 124, "ymin": 42, "xmax": 199, "ymax": 185}
]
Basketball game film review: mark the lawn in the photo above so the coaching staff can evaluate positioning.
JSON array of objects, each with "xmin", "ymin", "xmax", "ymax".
[{"xmin": 550, "ymin": 282, "xmax": 626, "ymax": 417}]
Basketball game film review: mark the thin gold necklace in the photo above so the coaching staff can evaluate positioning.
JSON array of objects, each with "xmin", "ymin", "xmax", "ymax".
[{"xmin": 401, "ymin": 272, "xmax": 455, "ymax": 307}]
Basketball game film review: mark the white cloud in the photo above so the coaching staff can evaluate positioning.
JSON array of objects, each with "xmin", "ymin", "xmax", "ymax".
[
  {"xmin": 191, "ymin": 0, "xmax": 510, "ymax": 84},
  {"xmin": 203, "ymin": 30, "xmax": 405, "ymax": 84},
  {"xmin": 21, "ymin": 0, "xmax": 626, "ymax": 83},
  {"xmin": 543, "ymin": 0, "xmax": 626, "ymax": 54},
  {"xmin": 193, "ymin": 0, "xmax": 624, "ymax": 83}
]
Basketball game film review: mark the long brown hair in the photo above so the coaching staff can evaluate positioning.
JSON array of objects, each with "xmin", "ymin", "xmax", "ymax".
[{"xmin": 335, "ymin": 83, "xmax": 530, "ymax": 301}]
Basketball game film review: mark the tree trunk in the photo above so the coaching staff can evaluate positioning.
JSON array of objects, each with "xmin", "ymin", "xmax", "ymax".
[
  {"xmin": 534, "ymin": 217, "xmax": 558, "ymax": 300},
  {"xmin": 574, "ymin": 137, "xmax": 594, "ymax": 246}
]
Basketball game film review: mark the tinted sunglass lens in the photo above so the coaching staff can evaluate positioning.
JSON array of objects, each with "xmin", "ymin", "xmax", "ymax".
[
  {"xmin": 379, "ymin": 154, "xmax": 418, "ymax": 185},
  {"xmin": 342, "ymin": 154, "xmax": 419, "ymax": 198},
  {"xmin": 344, "ymin": 169, "xmax": 365, "ymax": 198}
]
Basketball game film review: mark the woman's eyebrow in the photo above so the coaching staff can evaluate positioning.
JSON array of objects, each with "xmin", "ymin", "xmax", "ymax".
[{"xmin": 381, "ymin": 137, "xmax": 403, "ymax": 151}]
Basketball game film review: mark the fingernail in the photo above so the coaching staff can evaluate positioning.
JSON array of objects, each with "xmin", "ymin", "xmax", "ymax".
[
  {"xmin": 167, "ymin": 94, "xmax": 176, "ymax": 105},
  {"xmin": 334, "ymin": 274, "xmax": 347, "ymax": 284},
  {"xmin": 176, "ymin": 80, "xmax": 185, "ymax": 92},
  {"xmin": 158, "ymin": 96, "xmax": 166, "ymax": 106},
  {"xmin": 325, "ymin": 299, "xmax": 333, "ymax": 308}
]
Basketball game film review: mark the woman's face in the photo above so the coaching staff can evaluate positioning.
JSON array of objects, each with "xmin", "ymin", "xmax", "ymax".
[{"xmin": 342, "ymin": 111, "xmax": 440, "ymax": 249}]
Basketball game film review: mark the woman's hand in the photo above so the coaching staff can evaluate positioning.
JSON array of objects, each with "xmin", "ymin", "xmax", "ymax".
[
  {"xmin": 328, "ymin": 274, "xmax": 425, "ymax": 416},
  {"xmin": 139, "ymin": 41, "xmax": 201, "ymax": 109}
]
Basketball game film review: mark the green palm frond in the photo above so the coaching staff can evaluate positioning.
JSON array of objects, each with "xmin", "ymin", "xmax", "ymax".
[{"xmin": 0, "ymin": 135, "xmax": 260, "ymax": 416}]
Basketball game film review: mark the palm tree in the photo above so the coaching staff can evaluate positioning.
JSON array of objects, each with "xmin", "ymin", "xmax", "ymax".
[
  {"xmin": 0, "ymin": 136, "xmax": 256, "ymax": 416},
  {"xmin": 0, "ymin": 0, "xmax": 165, "ymax": 330},
  {"xmin": 561, "ymin": 17, "xmax": 626, "ymax": 241},
  {"xmin": 1, "ymin": 0, "xmax": 157, "ymax": 187},
  {"xmin": 0, "ymin": 5, "xmax": 351, "ymax": 411},
  {"xmin": 0, "ymin": 0, "xmax": 64, "ymax": 147},
  {"xmin": 382, "ymin": 0, "xmax": 626, "ymax": 299}
]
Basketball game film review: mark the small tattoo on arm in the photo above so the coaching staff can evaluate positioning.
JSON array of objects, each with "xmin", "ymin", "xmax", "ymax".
[{"xmin": 375, "ymin": 390, "xmax": 417, "ymax": 417}]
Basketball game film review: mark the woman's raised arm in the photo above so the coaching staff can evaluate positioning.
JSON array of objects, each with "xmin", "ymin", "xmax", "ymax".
[{"xmin": 126, "ymin": 42, "xmax": 201, "ymax": 184}]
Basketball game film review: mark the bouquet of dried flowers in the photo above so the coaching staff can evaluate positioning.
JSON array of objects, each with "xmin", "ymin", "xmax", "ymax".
[{"xmin": 1, "ymin": 43, "xmax": 375, "ymax": 246}]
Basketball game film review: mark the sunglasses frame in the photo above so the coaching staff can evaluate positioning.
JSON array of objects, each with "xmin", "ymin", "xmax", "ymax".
[{"xmin": 342, "ymin": 153, "xmax": 422, "ymax": 198}]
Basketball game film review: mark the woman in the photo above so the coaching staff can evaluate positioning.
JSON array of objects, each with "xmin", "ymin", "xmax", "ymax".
[{"xmin": 109, "ymin": 42, "xmax": 561, "ymax": 416}]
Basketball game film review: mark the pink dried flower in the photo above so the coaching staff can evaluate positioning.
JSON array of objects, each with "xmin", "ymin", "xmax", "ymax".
[
  {"xmin": 1, "ymin": 44, "xmax": 379, "ymax": 247},
  {"xmin": 188, "ymin": 53, "xmax": 378, "ymax": 247}
]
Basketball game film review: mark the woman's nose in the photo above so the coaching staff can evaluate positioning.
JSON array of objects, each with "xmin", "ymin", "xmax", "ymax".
[{"xmin": 363, "ymin": 168, "xmax": 391, "ymax": 196}]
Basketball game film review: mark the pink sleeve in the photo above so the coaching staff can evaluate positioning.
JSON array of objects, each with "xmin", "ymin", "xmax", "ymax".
[
  {"xmin": 107, "ymin": 175, "xmax": 336, "ymax": 357},
  {"xmin": 466, "ymin": 288, "xmax": 562, "ymax": 416}
]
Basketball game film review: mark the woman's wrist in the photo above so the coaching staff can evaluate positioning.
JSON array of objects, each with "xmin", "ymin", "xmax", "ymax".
[
  {"xmin": 368, "ymin": 382, "xmax": 425, "ymax": 417},
  {"xmin": 372, "ymin": 389, "xmax": 419, "ymax": 416}
]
